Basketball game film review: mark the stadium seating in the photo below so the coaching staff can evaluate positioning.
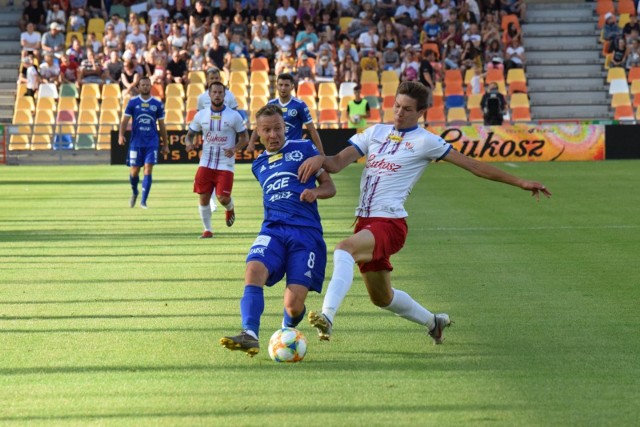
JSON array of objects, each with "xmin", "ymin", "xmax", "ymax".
[
  {"xmin": 166, "ymin": 83, "xmax": 185, "ymax": 99},
  {"xmin": 250, "ymin": 57, "xmax": 270, "ymax": 72},
  {"xmin": 426, "ymin": 106, "xmax": 446, "ymax": 124},
  {"xmin": 188, "ymin": 71, "xmax": 206, "ymax": 84},
  {"xmin": 186, "ymin": 83, "xmax": 204, "ymax": 98},
  {"xmin": 318, "ymin": 82, "xmax": 338, "ymax": 98},
  {"xmin": 447, "ymin": 107, "xmax": 467, "ymax": 124}
]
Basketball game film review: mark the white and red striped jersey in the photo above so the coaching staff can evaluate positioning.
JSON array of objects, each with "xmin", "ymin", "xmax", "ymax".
[
  {"xmin": 349, "ymin": 124, "xmax": 452, "ymax": 218},
  {"xmin": 189, "ymin": 105, "xmax": 247, "ymax": 171}
]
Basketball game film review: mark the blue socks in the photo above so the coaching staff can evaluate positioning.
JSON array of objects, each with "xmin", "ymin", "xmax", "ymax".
[
  {"xmin": 241, "ymin": 285, "xmax": 264, "ymax": 338},
  {"xmin": 283, "ymin": 305, "xmax": 306, "ymax": 328},
  {"xmin": 141, "ymin": 175, "xmax": 152, "ymax": 205},
  {"xmin": 129, "ymin": 174, "xmax": 139, "ymax": 195}
]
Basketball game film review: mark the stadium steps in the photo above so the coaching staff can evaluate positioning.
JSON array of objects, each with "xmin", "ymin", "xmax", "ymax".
[
  {"xmin": 0, "ymin": 7, "xmax": 22, "ymax": 124},
  {"xmin": 523, "ymin": 2, "xmax": 610, "ymax": 120}
]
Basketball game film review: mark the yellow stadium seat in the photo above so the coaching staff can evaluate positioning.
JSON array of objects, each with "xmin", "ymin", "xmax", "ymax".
[
  {"xmin": 186, "ymin": 83, "xmax": 205, "ymax": 98},
  {"xmin": 65, "ymin": 31, "xmax": 84, "ymax": 48},
  {"xmin": 15, "ymin": 96, "xmax": 35, "ymax": 113},
  {"xmin": 229, "ymin": 71, "xmax": 249, "ymax": 85},
  {"xmin": 381, "ymin": 84, "xmax": 397, "ymax": 97},
  {"xmin": 510, "ymin": 93, "xmax": 530, "ymax": 108},
  {"xmin": 164, "ymin": 109, "xmax": 184, "ymax": 130},
  {"xmin": 99, "ymin": 109, "xmax": 120, "ymax": 126},
  {"xmin": 165, "ymin": 96, "xmax": 185, "ymax": 112},
  {"xmin": 382, "ymin": 108, "xmax": 394, "ymax": 123},
  {"xmin": 339, "ymin": 17, "xmax": 353, "ymax": 34},
  {"xmin": 607, "ymin": 67, "xmax": 627, "ymax": 83},
  {"xmin": 467, "ymin": 94, "xmax": 483, "ymax": 109},
  {"xmin": 57, "ymin": 97, "xmax": 78, "ymax": 112},
  {"xmin": 360, "ymin": 70, "xmax": 380, "ymax": 85},
  {"xmin": 101, "ymin": 83, "xmax": 121, "ymax": 99},
  {"xmin": 299, "ymin": 95, "xmax": 317, "ymax": 111},
  {"xmin": 101, "ymin": 97, "xmax": 121, "ymax": 112},
  {"xmin": 250, "ymin": 71, "xmax": 270, "ymax": 85},
  {"xmin": 79, "ymin": 97, "xmax": 100, "ymax": 112},
  {"xmin": 250, "ymin": 83, "xmax": 270, "ymax": 98},
  {"xmin": 188, "ymin": 71, "xmax": 206, "ymax": 84},
  {"xmin": 230, "ymin": 57, "xmax": 248, "ymax": 72},
  {"xmin": 249, "ymin": 96, "xmax": 269, "ymax": 111},
  {"xmin": 78, "ymin": 110, "xmax": 98, "ymax": 125},
  {"xmin": 81, "ymin": 83, "xmax": 101, "ymax": 99},
  {"xmin": 318, "ymin": 96, "xmax": 338, "ymax": 111},
  {"xmin": 236, "ymin": 97, "xmax": 248, "ymax": 111},
  {"xmin": 339, "ymin": 95, "xmax": 354, "ymax": 111},
  {"xmin": 447, "ymin": 107, "xmax": 467, "ymax": 124},
  {"xmin": 229, "ymin": 83, "xmax": 249, "ymax": 99},
  {"xmin": 380, "ymin": 70, "xmax": 399, "ymax": 85},
  {"xmin": 186, "ymin": 96, "xmax": 199, "ymax": 111},
  {"xmin": 506, "ymin": 68, "xmax": 527, "ymax": 84},
  {"xmin": 318, "ymin": 82, "xmax": 338, "ymax": 98},
  {"xmin": 611, "ymin": 92, "xmax": 632, "ymax": 108},
  {"xmin": 87, "ymin": 18, "xmax": 105, "ymax": 34},
  {"xmin": 165, "ymin": 83, "xmax": 185, "ymax": 99}
]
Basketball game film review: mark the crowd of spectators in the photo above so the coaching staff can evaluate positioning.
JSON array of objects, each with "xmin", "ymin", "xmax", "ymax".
[
  {"xmin": 602, "ymin": 12, "xmax": 640, "ymax": 70},
  {"xmin": 17, "ymin": 0, "xmax": 527, "ymax": 100}
]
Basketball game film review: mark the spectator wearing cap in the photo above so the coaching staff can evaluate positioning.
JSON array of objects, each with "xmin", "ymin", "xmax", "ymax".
[
  {"xmin": 41, "ymin": 23, "xmax": 65, "ymax": 58},
  {"xmin": 21, "ymin": 23, "xmax": 41, "ymax": 57},
  {"xmin": 346, "ymin": 84, "xmax": 370, "ymax": 129},
  {"xmin": 295, "ymin": 54, "xmax": 315, "ymax": 82},
  {"xmin": 315, "ymin": 54, "xmax": 336, "ymax": 82},
  {"xmin": 20, "ymin": 0, "xmax": 46, "ymax": 33},
  {"xmin": 19, "ymin": 56, "xmax": 40, "ymax": 97},
  {"xmin": 380, "ymin": 42, "xmax": 401, "ymax": 73},
  {"xmin": 603, "ymin": 12, "xmax": 622, "ymax": 44},
  {"xmin": 148, "ymin": 1, "xmax": 171, "ymax": 26}
]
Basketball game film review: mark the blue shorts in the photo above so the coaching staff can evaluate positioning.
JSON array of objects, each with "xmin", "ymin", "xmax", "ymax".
[
  {"xmin": 127, "ymin": 146, "xmax": 158, "ymax": 167},
  {"xmin": 246, "ymin": 223, "xmax": 326, "ymax": 293}
]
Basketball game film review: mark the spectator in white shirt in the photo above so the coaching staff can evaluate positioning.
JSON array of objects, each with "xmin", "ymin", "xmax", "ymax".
[
  {"xmin": 21, "ymin": 23, "xmax": 41, "ymax": 55},
  {"xmin": 126, "ymin": 24, "xmax": 147, "ymax": 52},
  {"xmin": 275, "ymin": 0, "xmax": 297, "ymax": 24},
  {"xmin": 147, "ymin": 0, "xmax": 171, "ymax": 26}
]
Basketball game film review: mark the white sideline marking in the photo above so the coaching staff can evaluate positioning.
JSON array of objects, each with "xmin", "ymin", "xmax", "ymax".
[{"xmin": 415, "ymin": 225, "xmax": 640, "ymax": 232}]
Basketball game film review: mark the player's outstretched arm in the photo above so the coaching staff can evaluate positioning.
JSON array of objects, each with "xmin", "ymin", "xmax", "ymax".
[
  {"xmin": 443, "ymin": 148, "xmax": 552, "ymax": 200},
  {"xmin": 300, "ymin": 170, "xmax": 336, "ymax": 203},
  {"xmin": 323, "ymin": 145, "xmax": 362, "ymax": 174}
]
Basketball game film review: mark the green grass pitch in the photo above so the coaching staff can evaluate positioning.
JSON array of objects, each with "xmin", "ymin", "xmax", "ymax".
[{"xmin": 0, "ymin": 160, "xmax": 639, "ymax": 425}]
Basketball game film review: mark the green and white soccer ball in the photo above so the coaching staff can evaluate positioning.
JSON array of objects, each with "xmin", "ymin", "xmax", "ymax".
[{"xmin": 268, "ymin": 327, "xmax": 307, "ymax": 363}]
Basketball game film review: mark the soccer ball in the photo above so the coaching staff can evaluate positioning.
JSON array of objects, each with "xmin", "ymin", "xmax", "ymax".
[{"xmin": 268, "ymin": 327, "xmax": 307, "ymax": 363}]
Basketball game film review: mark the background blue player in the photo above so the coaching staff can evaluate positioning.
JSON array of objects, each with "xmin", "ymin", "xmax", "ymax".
[
  {"xmin": 220, "ymin": 104, "xmax": 336, "ymax": 356},
  {"xmin": 246, "ymin": 73, "xmax": 324, "ymax": 154},
  {"xmin": 118, "ymin": 76, "xmax": 169, "ymax": 209}
]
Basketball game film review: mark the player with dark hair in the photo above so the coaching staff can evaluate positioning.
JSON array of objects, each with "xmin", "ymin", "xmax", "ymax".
[
  {"xmin": 220, "ymin": 104, "xmax": 335, "ymax": 356},
  {"xmin": 246, "ymin": 72, "xmax": 324, "ymax": 154},
  {"xmin": 304, "ymin": 81, "xmax": 551, "ymax": 345},
  {"xmin": 185, "ymin": 81, "xmax": 249, "ymax": 238},
  {"xmin": 118, "ymin": 76, "xmax": 169, "ymax": 209}
]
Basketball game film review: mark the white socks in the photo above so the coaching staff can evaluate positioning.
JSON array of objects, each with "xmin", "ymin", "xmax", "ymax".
[
  {"xmin": 383, "ymin": 288, "xmax": 435, "ymax": 330},
  {"xmin": 223, "ymin": 198, "xmax": 234, "ymax": 211},
  {"xmin": 199, "ymin": 204, "xmax": 212, "ymax": 232},
  {"xmin": 322, "ymin": 249, "xmax": 356, "ymax": 324}
]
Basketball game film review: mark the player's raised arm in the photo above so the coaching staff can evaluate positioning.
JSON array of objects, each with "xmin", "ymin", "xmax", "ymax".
[
  {"xmin": 300, "ymin": 170, "xmax": 336, "ymax": 203},
  {"xmin": 443, "ymin": 148, "xmax": 552, "ymax": 200}
]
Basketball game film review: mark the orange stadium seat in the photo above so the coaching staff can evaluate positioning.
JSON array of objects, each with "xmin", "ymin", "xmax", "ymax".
[{"xmin": 426, "ymin": 106, "xmax": 446, "ymax": 124}]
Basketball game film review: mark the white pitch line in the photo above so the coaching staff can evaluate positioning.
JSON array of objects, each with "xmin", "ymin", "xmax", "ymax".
[{"xmin": 414, "ymin": 225, "xmax": 640, "ymax": 232}]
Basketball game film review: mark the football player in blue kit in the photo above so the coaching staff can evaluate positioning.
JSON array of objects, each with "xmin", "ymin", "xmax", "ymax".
[
  {"xmin": 246, "ymin": 72, "xmax": 324, "ymax": 154},
  {"xmin": 220, "ymin": 104, "xmax": 336, "ymax": 356},
  {"xmin": 118, "ymin": 76, "xmax": 169, "ymax": 209}
]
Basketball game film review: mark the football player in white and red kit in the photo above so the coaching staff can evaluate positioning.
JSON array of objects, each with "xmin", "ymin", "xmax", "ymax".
[
  {"xmin": 306, "ymin": 81, "xmax": 552, "ymax": 345},
  {"xmin": 185, "ymin": 81, "xmax": 249, "ymax": 238}
]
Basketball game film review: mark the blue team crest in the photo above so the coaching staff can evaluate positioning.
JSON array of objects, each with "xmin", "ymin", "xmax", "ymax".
[
  {"xmin": 285, "ymin": 150, "xmax": 304, "ymax": 162},
  {"xmin": 289, "ymin": 109, "xmax": 297, "ymax": 117},
  {"xmin": 150, "ymin": 105, "xmax": 157, "ymax": 111}
]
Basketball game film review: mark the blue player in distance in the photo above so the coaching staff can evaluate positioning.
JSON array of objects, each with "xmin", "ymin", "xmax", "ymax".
[
  {"xmin": 220, "ymin": 104, "xmax": 336, "ymax": 356},
  {"xmin": 246, "ymin": 73, "xmax": 324, "ymax": 154},
  {"xmin": 118, "ymin": 76, "xmax": 169, "ymax": 209}
]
